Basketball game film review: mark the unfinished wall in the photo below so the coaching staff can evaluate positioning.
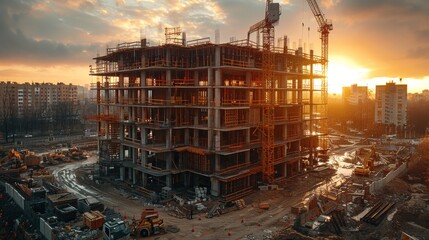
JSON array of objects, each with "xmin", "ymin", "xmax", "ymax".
[{"xmin": 90, "ymin": 38, "xmax": 326, "ymax": 199}]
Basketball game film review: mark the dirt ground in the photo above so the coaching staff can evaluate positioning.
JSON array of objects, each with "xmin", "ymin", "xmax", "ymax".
[
  {"xmin": 75, "ymin": 167, "xmax": 338, "ymax": 240},
  {"xmin": 340, "ymin": 159, "xmax": 429, "ymax": 240}
]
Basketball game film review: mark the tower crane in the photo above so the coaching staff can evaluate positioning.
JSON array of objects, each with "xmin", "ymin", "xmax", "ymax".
[
  {"xmin": 306, "ymin": 0, "xmax": 333, "ymax": 77},
  {"xmin": 306, "ymin": 0, "xmax": 333, "ymax": 150},
  {"xmin": 247, "ymin": 0, "xmax": 281, "ymax": 183}
]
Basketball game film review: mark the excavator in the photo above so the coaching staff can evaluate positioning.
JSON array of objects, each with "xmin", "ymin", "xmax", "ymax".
[
  {"xmin": 353, "ymin": 146, "xmax": 377, "ymax": 176},
  {"xmin": 0, "ymin": 148, "xmax": 27, "ymax": 173}
]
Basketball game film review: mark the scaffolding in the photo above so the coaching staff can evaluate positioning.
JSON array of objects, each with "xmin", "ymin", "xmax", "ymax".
[{"xmin": 90, "ymin": 31, "xmax": 326, "ymax": 200}]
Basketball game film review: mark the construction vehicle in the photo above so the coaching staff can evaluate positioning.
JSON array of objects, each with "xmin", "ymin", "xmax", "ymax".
[
  {"xmin": 354, "ymin": 146, "xmax": 377, "ymax": 176},
  {"xmin": 102, "ymin": 218, "xmax": 130, "ymax": 240},
  {"xmin": 129, "ymin": 208, "xmax": 165, "ymax": 238},
  {"xmin": 0, "ymin": 148, "xmax": 28, "ymax": 173}
]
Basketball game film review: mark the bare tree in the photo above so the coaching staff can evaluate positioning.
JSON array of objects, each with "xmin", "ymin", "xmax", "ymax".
[{"xmin": 1, "ymin": 90, "xmax": 18, "ymax": 143}]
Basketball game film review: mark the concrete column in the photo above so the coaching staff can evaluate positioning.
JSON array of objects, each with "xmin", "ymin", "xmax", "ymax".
[
  {"xmin": 284, "ymin": 124, "xmax": 288, "ymax": 140},
  {"xmin": 284, "ymin": 163, "xmax": 288, "ymax": 178},
  {"xmin": 166, "ymin": 128, "xmax": 172, "ymax": 148},
  {"xmin": 292, "ymin": 79, "xmax": 297, "ymax": 104},
  {"xmin": 214, "ymin": 68, "xmax": 221, "ymax": 151},
  {"xmin": 166, "ymin": 174, "xmax": 172, "ymax": 188},
  {"xmin": 120, "ymin": 167, "xmax": 125, "ymax": 181},
  {"xmin": 165, "ymin": 122, "xmax": 173, "ymax": 187},
  {"xmin": 128, "ymin": 168, "xmax": 132, "ymax": 182},
  {"xmin": 210, "ymin": 178, "xmax": 220, "ymax": 196},
  {"xmin": 208, "ymin": 68, "xmax": 214, "ymax": 150},
  {"xmin": 132, "ymin": 147, "xmax": 137, "ymax": 164},
  {"xmin": 215, "ymin": 46, "xmax": 221, "ymax": 67},
  {"xmin": 140, "ymin": 71, "xmax": 146, "ymax": 105},
  {"xmin": 245, "ymin": 129, "xmax": 250, "ymax": 164},
  {"xmin": 193, "ymin": 129, "xmax": 199, "ymax": 147},
  {"xmin": 141, "ymin": 128, "xmax": 148, "ymax": 166},
  {"xmin": 246, "ymin": 71, "xmax": 251, "ymax": 102},
  {"xmin": 184, "ymin": 129, "xmax": 190, "ymax": 145},
  {"xmin": 141, "ymin": 51, "xmax": 146, "ymax": 68},
  {"xmin": 119, "ymin": 145, "xmax": 124, "ymax": 161},
  {"xmin": 132, "ymin": 169, "xmax": 136, "ymax": 185},
  {"xmin": 142, "ymin": 172, "xmax": 147, "ymax": 186},
  {"xmin": 214, "ymin": 155, "xmax": 221, "ymax": 171}
]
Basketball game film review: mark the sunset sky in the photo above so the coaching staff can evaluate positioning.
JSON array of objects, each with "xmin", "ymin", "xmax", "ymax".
[{"xmin": 0, "ymin": 0, "xmax": 428, "ymax": 94}]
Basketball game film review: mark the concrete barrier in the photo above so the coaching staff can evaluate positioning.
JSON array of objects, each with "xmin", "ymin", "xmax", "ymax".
[
  {"xmin": 369, "ymin": 162, "xmax": 407, "ymax": 194},
  {"xmin": 5, "ymin": 183, "xmax": 25, "ymax": 210}
]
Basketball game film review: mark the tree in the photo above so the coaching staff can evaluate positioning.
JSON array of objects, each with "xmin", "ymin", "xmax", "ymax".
[{"xmin": 0, "ymin": 89, "xmax": 18, "ymax": 143}]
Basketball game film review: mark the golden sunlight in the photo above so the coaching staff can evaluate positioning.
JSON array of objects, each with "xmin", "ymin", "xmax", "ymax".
[{"xmin": 328, "ymin": 57, "xmax": 369, "ymax": 94}]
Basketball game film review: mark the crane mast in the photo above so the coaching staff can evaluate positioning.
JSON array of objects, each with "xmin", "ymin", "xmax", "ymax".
[
  {"xmin": 306, "ymin": 0, "xmax": 333, "ymax": 149},
  {"xmin": 248, "ymin": 0, "xmax": 280, "ymax": 183}
]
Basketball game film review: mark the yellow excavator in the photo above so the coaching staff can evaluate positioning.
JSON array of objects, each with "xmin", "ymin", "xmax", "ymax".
[{"xmin": 354, "ymin": 146, "xmax": 377, "ymax": 176}]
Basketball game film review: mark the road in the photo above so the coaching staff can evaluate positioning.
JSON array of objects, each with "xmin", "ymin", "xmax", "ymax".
[{"xmin": 46, "ymin": 132, "xmax": 369, "ymax": 239}]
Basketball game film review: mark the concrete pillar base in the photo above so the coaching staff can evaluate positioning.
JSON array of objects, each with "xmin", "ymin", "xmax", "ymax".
[
  {"xmin": 120, "ymin": 167, "xmax": 125, "ymax": 181},
  {"xmin": 210, "ymin": 178, "xmax": 220, "ymax": 196}
]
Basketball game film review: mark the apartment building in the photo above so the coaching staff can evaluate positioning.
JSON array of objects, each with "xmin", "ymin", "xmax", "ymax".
[
  {"xmin": 375, "ymin": 82, "xmax": 407, "ymax": 127},
  {"xmin": 342, "ymin": 84, "xmax": 368, "ymax": 105},
  {"xmin": 0, "ymin": 81, "xmax": 78, "ymax": 118}
]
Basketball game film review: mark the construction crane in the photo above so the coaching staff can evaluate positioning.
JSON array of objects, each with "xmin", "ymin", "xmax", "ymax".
[
  {"xmin": 247, "ymin": 0, "xmax": 281, "ymax": 183},
  {"xmin": 306, "ymin": 0, "xmax": 333, "ymax": 150},
  {"xmin": 306, "ymin": 0, "xmax": 333, "ymax": 73}
]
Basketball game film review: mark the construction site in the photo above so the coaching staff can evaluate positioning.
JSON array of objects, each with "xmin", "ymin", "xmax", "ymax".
[
  {"xmin": 1, "ymin": 0, "xmax": 429, "ymax": 240},
  {"xmin": 89, "ymin": 0, "xmax": 329, "ymax": 201}
]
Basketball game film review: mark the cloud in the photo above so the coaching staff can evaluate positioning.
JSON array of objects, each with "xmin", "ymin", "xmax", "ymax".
[
  {"xmin": 326, "ymin": 0, "xmax": 429, "ymax": 78},
  {"xmin": 408, "ymin": 46, "xmax": 429, "ymax": 59},
  {"xmin": 116, "ymin": 0, "xmax": 126, "ymax": 6},
  {"xmin": 0, "ymin": 0, "xmax": 123, "ymax": 66},
  {"xmin": 0, "ymin": 0, "xmax": 428, "ymax": 84}
]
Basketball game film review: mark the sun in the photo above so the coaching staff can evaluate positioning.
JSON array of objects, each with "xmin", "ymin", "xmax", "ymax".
[{"xmin": 327, "ymin": 57, "xmax": 369, "ymax": 94}]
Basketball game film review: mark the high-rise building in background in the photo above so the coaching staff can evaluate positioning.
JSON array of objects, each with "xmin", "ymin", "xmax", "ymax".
[
  {"xmin": 0, "ymin": 81, "xmax": 78, "ymax": 118},
  {"xmin": 408, "ymin": 89, "xmax": 429, "ymax": 102},
  {"xmin": 342, "ymin": 84, "xmax": 368, "ymax": 105},
  {"xmin": 341, "ymin": 84, "xmax": 370, "ymax": 131},
  {"xmin": 375, "ymin": 82, "xmax": 407, "ymax": 127}
]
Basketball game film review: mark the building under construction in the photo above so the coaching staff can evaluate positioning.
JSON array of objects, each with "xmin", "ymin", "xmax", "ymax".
[{"xmin": 90, "ymin": 24, "xmax": 328, "ymax": 199}]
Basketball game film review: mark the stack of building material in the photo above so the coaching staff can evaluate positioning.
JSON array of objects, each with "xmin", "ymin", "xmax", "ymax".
[
  {"xmin": 78, "ymin": 197, "xmax": 104, "ymax": 213},
  {"xmin": 83, "ymin": 211, "xmax": 105, "ymax": 229},
  {"xmin": 48, "ymin": 192, "xmax": 78, "ymax": 208},
  {"xmin": 362, "ymin": 201, "xmax": 395, "ymax": 225},
  {"xmin": 194, "ymin": 187, "xmax": 207, "ymax": 201},
  {"xmin": 234, "ymin": 199, "xmax": 246, "ymax": 209},
  {"xmin": 160, "ymin": 187, "xmax": 172, "ymax": 200},
  {"xmin": 195, "ymin": 203, "xmax": 207, "ymax": 211},
  {"xmin": 259, "ymin": 202, "xmax": 270, "ymax": 210},
  {"xmin": 55, "ymin": 204, "xmax": 77, "ymax": 222}
]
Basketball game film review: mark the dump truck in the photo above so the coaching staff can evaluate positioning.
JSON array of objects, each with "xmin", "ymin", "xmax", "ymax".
[
  {"xmin": 102, "ymin": 218, "xmax": 130, "ymax": 240},
  {"xmin": 130, "ymin": 208, "xmax": 165, "ymax": 238}
]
